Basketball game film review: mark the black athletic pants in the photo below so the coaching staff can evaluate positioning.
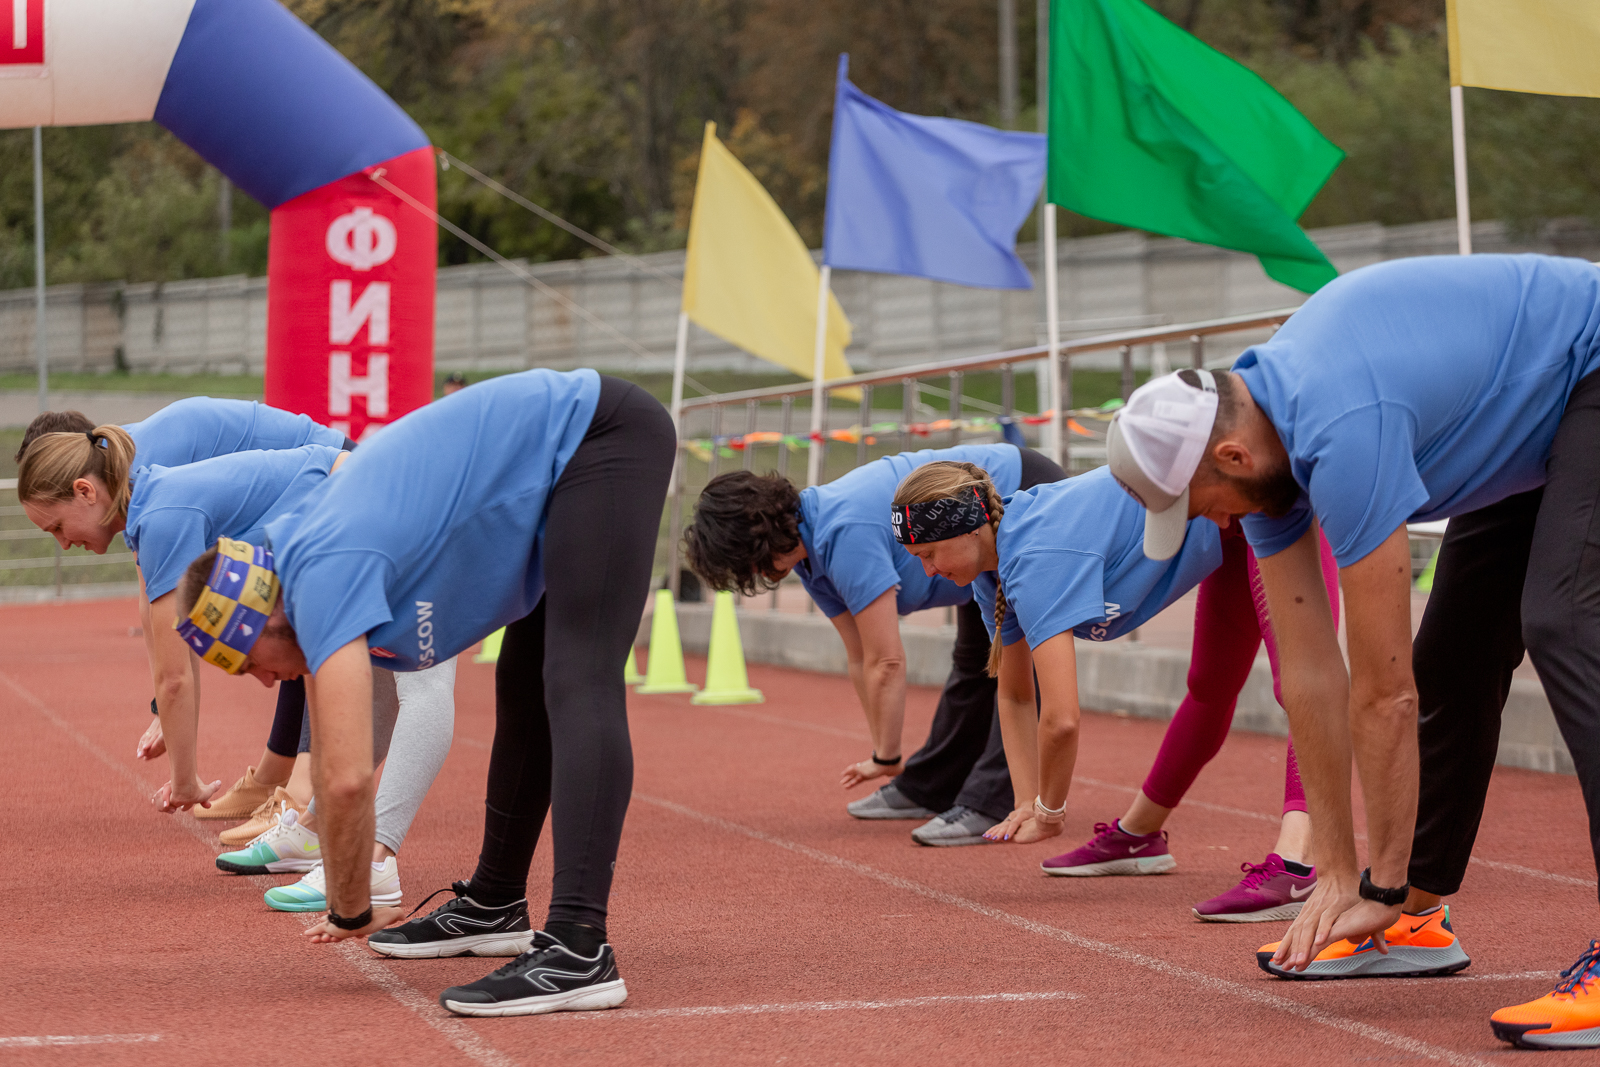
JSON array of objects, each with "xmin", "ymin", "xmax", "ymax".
[
  {"xmin": 892, "ymin": 446, "xmax": 1067, "ymax": 822},
  {"xmin": 1411, "ymin": 368, "xmax": 1600, "ymax": 899},
  {"xmin": 465, "ymin": 376, "xmax": 676, "ymax": 930}
]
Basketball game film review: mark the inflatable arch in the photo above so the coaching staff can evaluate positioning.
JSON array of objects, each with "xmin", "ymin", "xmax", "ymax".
[{"xmin": 0, "ymin": 0, "xmax": 436, "ymax": 440}]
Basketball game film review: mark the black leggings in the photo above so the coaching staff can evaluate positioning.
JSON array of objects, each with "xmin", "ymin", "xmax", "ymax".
[
  {"xmin": 466, "ymin": 376, "xmax": 676, "ymax": 931},
  {"xmin": 1411, "ymin": 367, "xmax": 1600, "ymax": 899}
]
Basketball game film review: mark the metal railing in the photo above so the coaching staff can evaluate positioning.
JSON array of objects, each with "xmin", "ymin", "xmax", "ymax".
[
  {"xmin": 0, "ymin": 479, "xmax": 137, "ymax": 597},
  {"xmin": 665, "ymin": 307, "xmax": 1299, "ymax": 596}
]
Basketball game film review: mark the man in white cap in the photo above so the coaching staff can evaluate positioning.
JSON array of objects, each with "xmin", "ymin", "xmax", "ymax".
[{"xmin": 1108, "ymin": 253, "xmax": 1600, "ymax": 1049}]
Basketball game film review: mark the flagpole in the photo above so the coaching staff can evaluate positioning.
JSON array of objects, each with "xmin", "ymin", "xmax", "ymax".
[
  {"xmin": 666, "ymin": 309, "xmax": 689, "ymax": 599},
  {"xmin": 1450, "ymin": 85, "xmax": 1472, "ymax": 256},
  {"xmin": 807, "ymin": 265, "xmax": 831, "ymax": 487},
  {"xmin": 1044, "ymin": 204, "xmax": 1063, "ymax": 468}
]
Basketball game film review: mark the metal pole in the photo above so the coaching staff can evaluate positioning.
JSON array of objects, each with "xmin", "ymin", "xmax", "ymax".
[
  {"xmin": 1450, "ymin": 85, "xmax": 1472, "ymax": 256},
  {"xmin": 1044, "ymin": 204, "xmax": 1063, "ymax": 466},
  {"xmin": 33, "ymin": 125, "xmax": 47, "ymax": 415},
  {"xmin": 1000, "ymin": 363, "xmax": 1014, "ymax": 424},
  {"xmin": 743, "ymin": 399, "xmax": 758, "ymax": 471},
  {"xmin": 1060, "ymin": 350, "xmax": 1072, "ymax": 472},
  {"xmin": 856, "ymin": 384, "xmax": 872, "ymax": 468},
  {"xmin": 949, "ymin": 371, "xmax": 963, "ymax": 446},
  {"xmin": 807, "ymin": 265, "xmax": 832, "ymax": 486},
  {"xmin": 708, "ymin": 404, "xmax": 723, "ymax": 480},
  {"xmin": 999, "ymin": 0, "xmax": 1018, "ymax": 129},
  {"xmin": 666, "ymin": 309, "xmax": 690, "ymax": 598},
  {"xmin": 1190, "ymin": 333, "xmax": 1203, "ymax": 370},
  {"xmin": 1119, "ymin": 344, "xmax": 1133, "ymax": 401},
  {"xmin": 902, "ymin": 377, "xmax": 916, "ymax": 453}
]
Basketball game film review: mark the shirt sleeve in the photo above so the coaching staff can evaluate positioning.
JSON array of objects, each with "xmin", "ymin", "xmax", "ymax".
[
  {"xmin": 1001, "ymin": 548, "xmax": 1108, "ymax": 647},
  {"xmin": 796, "ymin": 565, "xmax": 848, "ymax": 619},
  {"xmin": 131, "ymin": 507, "xmax": 214, "ymax": 602},
  {"xmin": 283, "ymin": 549, "xmax": 398, "ymax": 674},
  {"xmin": 1241, "ymin": 496, "xmax": 1313, "ymax": 559},
  {"xmin": 817, "ymin": 523, "xmax": 904, "ymax": 616}
]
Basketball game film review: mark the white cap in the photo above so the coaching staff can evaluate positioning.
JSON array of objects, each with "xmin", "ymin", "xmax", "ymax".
[{"xmin": 1105, "ymin": 369, "xmax": 1218, "ymax": 561}]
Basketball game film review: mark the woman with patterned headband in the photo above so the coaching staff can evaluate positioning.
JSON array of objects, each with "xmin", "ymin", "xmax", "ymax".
[
  {"xmin": 891, "ymin": 461, "xmax": 1337, "ymax": 922},
  {"xmin": 174, "ymin": 368, "xmax": 675, "ymax": 1019},
  {"xmin": 16, "ymin": 399, "xmax": 348, "ymax": 828},
  {"xmin": 684, "ymin": 443, "xmax": 1064, "ymax": 847}
]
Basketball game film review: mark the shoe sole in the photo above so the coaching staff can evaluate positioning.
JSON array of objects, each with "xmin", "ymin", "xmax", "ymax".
[
  {"xmin": 1256, "ymin": 943, "xmax": 1471, "ymax": 980},
  {"xmin": 441, "ymin": 979, "xmax": 628, "ymax": 1017},
  {"xmin": 1193, "ymin": 902, "xmax": 1305, "ymax": 923},
  {"xmin": 368, "ymin": 932, "xmax": 536, "ymax": 959},
  {"xmin": 912, "ymin": 832, "xmax": 995, "ymax": 847},
  {"xmin": 848, "ymin": 806, "xmax": 937, "ymax": 821},
  {"xmin": 216, "ymin": 855, "xmax": 321, "ymax": 876},
  {"xmin": 265, "ymin": 889, "xmax": 403, "ymax": 914},
  {"xmin": 1043, "ymin": 854, "xmax": 1177, "ymax": 877},
  {"xmin": 1493, "ymin": 1021, "xmax": 1600, "ymax": 1049}
]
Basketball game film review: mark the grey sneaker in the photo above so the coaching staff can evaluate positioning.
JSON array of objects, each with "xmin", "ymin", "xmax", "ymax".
[
  {"xmin": 846, "ymin": 784, "xmax": 936, "ymax": 821},
  {"xmin": 911, "ymin": 805, "xmax": 1000, "ymax": 847}
]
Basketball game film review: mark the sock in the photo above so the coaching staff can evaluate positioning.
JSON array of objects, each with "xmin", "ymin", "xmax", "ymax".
[
  {"xmin": 1281, "ymin": 859, "xmax": 1313, "ymax": 876},
  {"xmin": 545, "ymin": 921, "xmax": 606, "ymax": 957},
  {"xmin": 1114, "ymin": 819, "xmax": 1159, "ymax": 838},
  {"xmin": 1404, "ymin": 904, "xmax": 1441, "ymax": 918}
]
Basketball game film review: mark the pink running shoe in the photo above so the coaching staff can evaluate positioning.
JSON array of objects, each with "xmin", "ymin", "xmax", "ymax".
[
  {"xmin": 1041, "ymin": 820, "xmax": 1176, "ymax": 877},
  {"xmin": 1192, "ymin": 853, "xmax": 1316, "ymax": 922}
]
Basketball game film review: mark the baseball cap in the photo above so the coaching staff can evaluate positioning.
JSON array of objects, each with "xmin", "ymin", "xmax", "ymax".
[{"xmin": 1105, "ymin": 369, "xmax": 1218, "ymax": 561}]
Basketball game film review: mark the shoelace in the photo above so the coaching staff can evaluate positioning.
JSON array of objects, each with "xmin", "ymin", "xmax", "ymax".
[
  {"xmin": 1553, "ymin": 941, "xmax": 1600, "ymax": 996},
  {"xmin": 1088, "ymin": 822, "xmax": 1118, "ymax": 842},
  {"xmin": 1236, "ymin": 861, "xmax": 1275, "ymax": 890},
  {"xmin": 400, "ymin": 882, "xmax": 473, "ymax": 921},
  {"xmin": 487, "ymin": 936, "xmax": 557, "ymax": 977}
]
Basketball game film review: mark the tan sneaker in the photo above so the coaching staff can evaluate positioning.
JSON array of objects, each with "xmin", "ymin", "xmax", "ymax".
[
  {"xmin": 218, "ymin": 787, "xmax": 304, "ymax": 846},
  {"xmin": 194, "ymin": 765, "xmax": 276, "ymax": 821}
]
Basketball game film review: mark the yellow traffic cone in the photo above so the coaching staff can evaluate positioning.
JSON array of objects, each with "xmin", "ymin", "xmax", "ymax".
[
  {"xmin": 691, "ymin": 591, "xmax": 763, "ymax": 705},
  {"xmin": 624, "ymin": 646, "xmax": 644, "ymax": 684},
  {"xmin": 634, "ymin": 589, "xmax": 699, "ymax": 694},
  {"xmin": 474, "ymin": 627, "xmax": 504, "ymax": 664}
]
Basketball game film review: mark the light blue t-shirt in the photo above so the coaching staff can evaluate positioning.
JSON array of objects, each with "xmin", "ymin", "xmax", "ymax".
[
  {"xmin": 1236, "ymin": 254, "xmax": 1600, "ymax": 566},
  {"xmin": 795, "ymin": 443, "xmax": 1024, "ymax": 618},
  {"xmin": 266, "ymin": 369, "xmax": 603, "ymax": 674},
  {"xmin": 973, "ymin": 467, "xmax": 1222, "ymax": 647},
  {"xmin": 124, "ymin": 445, "xmax": 342, "ymax": 602},
  {"xmin": 124, "ymin": 397, "xmax": 345, "ymax": 470}
]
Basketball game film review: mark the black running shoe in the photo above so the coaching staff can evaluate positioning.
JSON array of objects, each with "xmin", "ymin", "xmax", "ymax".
[
  {"xmin": 439, "ymin": 931, "xmax": 628, "ymax": 1017},
  {"xmin": 368, "ymin": 881, "xmax": 534, "ymax": 959}
]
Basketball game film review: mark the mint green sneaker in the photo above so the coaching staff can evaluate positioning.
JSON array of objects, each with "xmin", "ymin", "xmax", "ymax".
[
  {"xmin": 216, "ymin": 807, "xmax": 320, "ymax": 875},
  {"xmin": 265, "ymin": 858, "xmax": 403, "ymax": 913}
]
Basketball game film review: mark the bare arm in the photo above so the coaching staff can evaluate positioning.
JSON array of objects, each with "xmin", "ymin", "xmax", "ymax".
[
  {"xmin": 986, "ymin": 631, "xmax": 1078, "ymax": 843},
  {"xmin": 1262, "ymin": 522, "xmax": 1411, "ymax": 970},
  {"xmin": 831, "ymin": 589, "xmax": 908, "ymax": 787},
  {"xmin": 145, "ymin": 589, "xmax": 220, "ymax": 812}
]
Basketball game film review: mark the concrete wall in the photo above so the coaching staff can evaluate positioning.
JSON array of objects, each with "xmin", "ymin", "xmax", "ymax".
[
  {"xmin": 648, "ymin": 603, "xmax": 1573, "ymax": 777},
  {"xmin": 8, "ymin": 216, "xmax": 1600, "ymax": 378}
]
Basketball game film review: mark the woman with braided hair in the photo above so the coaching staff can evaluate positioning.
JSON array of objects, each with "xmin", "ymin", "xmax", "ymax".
[{"xmin": 892, "ymin": 461, "xmax": 1341, "ymax": 921}]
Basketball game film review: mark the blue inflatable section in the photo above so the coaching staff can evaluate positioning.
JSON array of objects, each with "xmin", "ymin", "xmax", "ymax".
[{"xmin": 153, "ymin": 0, "xmax": 429, "ymax": 209}]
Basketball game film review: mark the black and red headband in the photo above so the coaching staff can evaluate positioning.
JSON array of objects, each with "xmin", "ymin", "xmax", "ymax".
[{"xmin": 891, "ymin": 488, "xmax": 991, "ymax": 545}]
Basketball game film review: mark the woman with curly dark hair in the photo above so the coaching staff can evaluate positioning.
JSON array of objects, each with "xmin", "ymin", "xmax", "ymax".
[{"xmin": 684, "ymin": 442, "xmax": 1063, "ymax": 847}]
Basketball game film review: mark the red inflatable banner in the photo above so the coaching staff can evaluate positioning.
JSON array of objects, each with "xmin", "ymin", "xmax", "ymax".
[{"xmin": 265, "ymin": 146, "xmax": 436, "ymax": 441}]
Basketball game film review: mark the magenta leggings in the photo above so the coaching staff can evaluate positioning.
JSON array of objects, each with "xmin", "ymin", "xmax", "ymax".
[{"xmin": 1140, "ymin": 524, "xmax": 1340, "ymax": 815}]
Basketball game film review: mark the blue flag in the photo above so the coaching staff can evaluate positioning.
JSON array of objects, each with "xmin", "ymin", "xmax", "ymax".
[{"xmin": 823, "ymin": 54, "xmax": 1046, "ymax": 290}]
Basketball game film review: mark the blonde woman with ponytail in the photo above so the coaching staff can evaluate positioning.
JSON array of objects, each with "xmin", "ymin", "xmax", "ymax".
[{"xmin": 894, "ymin": 460, "xmax": 1344, "ymax": 922}]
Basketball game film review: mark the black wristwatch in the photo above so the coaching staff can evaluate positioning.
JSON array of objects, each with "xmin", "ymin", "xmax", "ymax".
[
  {"xmin": 327, "ymin": 907, "xmax": 373, "ymax": 931},
  {"xmin": 1358, "ymin": 867, "xmax": 1409, "ymax": 907}
]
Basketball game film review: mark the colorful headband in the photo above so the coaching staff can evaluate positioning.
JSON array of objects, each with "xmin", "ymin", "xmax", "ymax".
[
  {"xmin": 174, "ymin": 538, "xmax": 280, "ymax": 674},
  {"xmin": 891, "ymin": 488, "xmax": 991, "ymax": 545}
]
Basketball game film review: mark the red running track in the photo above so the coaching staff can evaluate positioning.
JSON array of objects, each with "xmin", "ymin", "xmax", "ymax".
[{"xmin": 1, "ymin": 596, "xmax": 1596, "ymax": 1065}]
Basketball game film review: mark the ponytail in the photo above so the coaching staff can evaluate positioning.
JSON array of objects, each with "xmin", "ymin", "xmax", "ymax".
[
  {"xmin": 17, "ymin": 424, "xmax": 137, "ymax": 524},
  {"xmin": 891, "ymin": 461, "xmax": 1008, "ymax": 677}
]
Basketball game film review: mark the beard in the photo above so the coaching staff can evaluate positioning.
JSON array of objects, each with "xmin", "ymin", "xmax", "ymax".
[{"xmin": 1233, "ymin": 458, "xmax": 1303, "ymax": 518}]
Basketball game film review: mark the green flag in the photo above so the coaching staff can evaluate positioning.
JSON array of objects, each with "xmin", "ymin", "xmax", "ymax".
[{"xmin": 1049, "ymin": 0, "xmax": 1343, "ymax": 293}]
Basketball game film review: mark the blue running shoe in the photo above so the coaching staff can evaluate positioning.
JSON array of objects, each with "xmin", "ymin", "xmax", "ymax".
[
  {"xmin": 265, "ymin": 858, "xmax": 403, "ymax": 912},
  {"xmin": 216, "ymin": 807, "xmax": 320, "ymax": 875}
]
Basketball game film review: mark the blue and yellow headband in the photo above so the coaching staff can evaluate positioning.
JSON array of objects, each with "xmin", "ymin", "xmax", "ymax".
[{"xmin": 174, "ymin": 538, "xmax": 280, "ymax": 674}]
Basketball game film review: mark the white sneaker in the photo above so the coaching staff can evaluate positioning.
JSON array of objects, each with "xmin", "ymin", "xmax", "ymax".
[
  {"xmin": 264, "ymin": 857, "xmax": 403, "ymax": 913},
  {"xmin": 215, "ymin": 807, "xmax": 321, "ymax": 875}
]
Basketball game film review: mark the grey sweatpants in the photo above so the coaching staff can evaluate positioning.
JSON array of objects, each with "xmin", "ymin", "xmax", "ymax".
[{"xmin": 303, "ymin": 656, "xmax": 458, "ymax": 853}]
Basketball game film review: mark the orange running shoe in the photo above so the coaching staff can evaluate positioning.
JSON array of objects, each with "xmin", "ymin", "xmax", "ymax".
[
  {"xmin": 1256, "ymin": 905, "xmax": 1470, "ymax": 980},
  {"xmin": 1491, "ymin": 940, "xmax": 1600, "ymax": 1049}
]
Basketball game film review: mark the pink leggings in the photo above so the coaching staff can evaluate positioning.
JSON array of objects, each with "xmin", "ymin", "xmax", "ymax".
[{"xmin": 1140, "ymin": 524, "xmax": 1340, "ymax": 815}]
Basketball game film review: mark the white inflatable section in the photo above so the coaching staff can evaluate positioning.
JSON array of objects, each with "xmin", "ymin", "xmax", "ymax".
[{"xmin": 0, "ymin": 0, "xmax": 196, "ymax": 128}]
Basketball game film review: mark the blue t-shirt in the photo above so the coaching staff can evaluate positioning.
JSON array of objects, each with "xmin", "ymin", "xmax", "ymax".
[
  {"xmin": 795, "ymin": 444, "xmax": 1024, "ymax": 618},
  {"xmin": 973, "ymin": 467, "xmax": 1222, "ymax": 647},
  {"xmin": 124, "ymin": 445, "xmax": 342, "ymax": 602},
  {"xmin": 266, "ymin": 369, "xmax": 603, "ymax": 674},
  {"xmin": 1236, "ymin": 254, "xmax": 1600, "ymax": 566},
  {"xmin": 124, "ymin": 397, "xmax": 345, "ymax": 470}
]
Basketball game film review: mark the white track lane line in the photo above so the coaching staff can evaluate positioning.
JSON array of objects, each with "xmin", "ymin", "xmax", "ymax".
[
  {"xmin": 0, "ymin": 1034, "xmax": 161, "ymax": 1047},
  {"xmin": 565, "ymin": 991, "xmax": 1078, "ymax": 1021},
  {"xmin": 661, "ymin": 702, "xmax": 1594, "ymax": 889},
  {"xmin": 635, "ymin": 793, "xmax": 1498, "ymax": 1067},
  {"xmin": 0, "ymin": 671, "xmax": 517, "ymax": 1067}
]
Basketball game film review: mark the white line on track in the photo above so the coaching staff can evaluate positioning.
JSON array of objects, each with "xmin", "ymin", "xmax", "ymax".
[
  {"xmin": 0, "ymin": 1033, "xmax": 161, "ymax": 1048},
  {"xmin": 0, "ymin": 671, "xmax": 517, "ymax": 1067},
  {"xmin": 635, "ymin": 793, "xmax": 1500, "ymax": 1067},
  {"xmin": 1388, "ymin": 971, "xmax": 1560, "ymax": 986},
  {"xmin": 567, "ymin": 991, "xmax": 1078, "ymax": 1021}
]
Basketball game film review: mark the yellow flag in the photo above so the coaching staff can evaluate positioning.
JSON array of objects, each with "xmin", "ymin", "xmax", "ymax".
[
  {"xmin": 682, "ymin": 122, "xmax": 854, "ymax": 386},
  {"xmin": 1448, "ymin": 0, "xmax": 1600, "ymax": 98}
]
